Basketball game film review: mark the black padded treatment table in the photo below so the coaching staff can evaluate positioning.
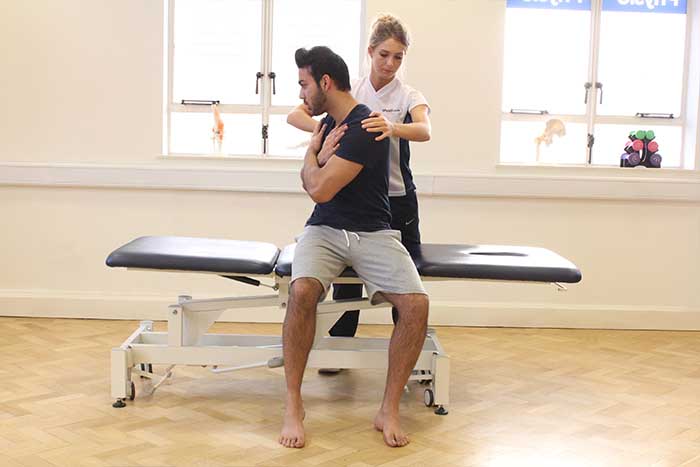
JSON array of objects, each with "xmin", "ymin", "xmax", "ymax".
[{"xmin": 106, "ymin": 236, "xmax": 581, "ymax": 414}]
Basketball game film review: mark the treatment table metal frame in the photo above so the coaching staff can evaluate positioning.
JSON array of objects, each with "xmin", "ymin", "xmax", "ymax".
[{"xmin": 111, "ymin": 273, "xmax": 453, "ymax": 414}]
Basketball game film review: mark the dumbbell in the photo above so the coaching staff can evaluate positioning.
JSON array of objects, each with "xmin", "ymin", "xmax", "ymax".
[
  {"xmin": 647, "ymin": 152, "xmax": 662, "ymax": 168},
  {"xmin": 625, "ymin": 139, "xmax": 644, "ymax": 153},
  {"xmin": 620, "ymin": 152, "xmax": 641, "ymax": 167},
  {"xmin": 629, "ymin": 130, "xmax": 647, "ymax": 141}
]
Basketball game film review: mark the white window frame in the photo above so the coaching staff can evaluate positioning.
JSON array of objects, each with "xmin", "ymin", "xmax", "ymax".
[
  {"xmin": 162, "ymin": 0, "xmax": 366, "ymax": 158},
  {"xmin": 501, "ymin": 0, "xmax": 697, "ymax": 169}
]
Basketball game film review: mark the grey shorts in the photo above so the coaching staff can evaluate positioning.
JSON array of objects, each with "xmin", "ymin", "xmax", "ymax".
[{"xmin": 291, "ymin": 225, "xmax": 427, "ymax": 304}]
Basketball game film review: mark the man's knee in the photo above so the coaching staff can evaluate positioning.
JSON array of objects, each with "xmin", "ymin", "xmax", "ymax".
[
  {"xmin": 289, "ymin": 278, "xmax": 324, "ymax": 311},
  {"xmin": 409, "ymin": 294, "xmax": 429, "ymax": 320},
  {"xmin": 392, "ymin": 293, "xmax": 429, "ymax": 320}
]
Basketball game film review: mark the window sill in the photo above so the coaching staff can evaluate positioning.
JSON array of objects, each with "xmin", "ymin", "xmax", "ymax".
[
  {"xmin": 1, "ymin": 161, "xmax": 699, "ymax": 202},
  {"xmin": 424, "ymin": 166, "xmax": 700, "ymax": 202},
  {"xmin": 160, "ymin": 153, "xmax": 302, "ymax": 163}
]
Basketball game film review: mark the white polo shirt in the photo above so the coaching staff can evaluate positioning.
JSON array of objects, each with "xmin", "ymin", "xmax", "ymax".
[{"xmin": 351, "ymin": 76, "xmax": 429, "ymax": 197}]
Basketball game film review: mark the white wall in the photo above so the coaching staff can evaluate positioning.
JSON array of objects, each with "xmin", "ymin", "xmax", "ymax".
[
  {"xmin": 0, "ymin": 0, "xmax": 163, "ymax": 162},
  {"xmin": 1, "ymin": 0, "xmax": 699, "ymax": 329}
]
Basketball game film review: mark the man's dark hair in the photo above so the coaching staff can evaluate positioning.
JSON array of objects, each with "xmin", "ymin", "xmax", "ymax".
[{"xmin": 295, "ymin": 46, "xmax": 351, "ymax": 91}]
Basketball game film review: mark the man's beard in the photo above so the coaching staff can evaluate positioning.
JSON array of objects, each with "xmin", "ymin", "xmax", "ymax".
[{"xmin": 309, "ymin": 90, "xmax": 327, "ymax": 116}]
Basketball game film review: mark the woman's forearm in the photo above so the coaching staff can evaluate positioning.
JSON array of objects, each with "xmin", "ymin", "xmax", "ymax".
[
  {"xmin": 287, "ymin": 105, "xmax": 317, "ymax": 132},
  {"xmin": 392, "ymin": 121, "xmax": 431, "ymax": 142}
]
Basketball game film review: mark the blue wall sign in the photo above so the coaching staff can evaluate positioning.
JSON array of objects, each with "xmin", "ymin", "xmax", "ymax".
[
  {"xmin": 602, "ymin": 0, "xmax": 686, "ymax": 14},
  {"xmin": 507, "ymin": 0, "xmax": 686, "ymax": 13},
  {"xmin": 506, "ymin": 0, "xmax": 591, "ymax": 10}
]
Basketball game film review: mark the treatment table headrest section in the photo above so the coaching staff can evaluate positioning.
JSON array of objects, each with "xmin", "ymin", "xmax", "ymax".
[{"xmin": 106, "ymin": 236, "xmax": 280, "ymax": 275}]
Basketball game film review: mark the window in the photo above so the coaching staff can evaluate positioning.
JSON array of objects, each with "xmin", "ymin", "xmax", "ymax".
[
  {"xmin": 165, "ymin": 0, "xmax": 363, "ymax": 157},
  {"xmin": 501, "ymin": 0, "xmax": 691, "ymax": 168}
]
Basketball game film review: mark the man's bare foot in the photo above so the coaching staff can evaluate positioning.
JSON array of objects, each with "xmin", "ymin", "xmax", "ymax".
[
  {"xmin": 373, "ymin": 409, "xmax": 409, "ymax": 447},
  {"xmin": 279, "ymin": 404, "xmax": 306, "ymax": 448}
]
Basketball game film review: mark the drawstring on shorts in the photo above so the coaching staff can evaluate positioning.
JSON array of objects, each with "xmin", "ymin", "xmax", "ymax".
[{"xmin": 342, "ymin": 229, "xmax": 360, "ymax": 247}]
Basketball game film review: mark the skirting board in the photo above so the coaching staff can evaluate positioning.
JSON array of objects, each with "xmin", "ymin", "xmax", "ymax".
[{"xmin": 1, "ymin": 290, "xmax": 699, "ymax": 331}]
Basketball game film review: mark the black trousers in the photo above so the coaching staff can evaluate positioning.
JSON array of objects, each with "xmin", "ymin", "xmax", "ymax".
[{"xmin": 328, "ymin": 191, "xmax": 421, "ymax": 337}]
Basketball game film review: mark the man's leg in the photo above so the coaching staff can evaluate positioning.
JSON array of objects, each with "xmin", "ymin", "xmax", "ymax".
[
  {"xmin": 279, "ymin": 278, "xmax": 324, "ymax": 449},
  {"xmin": 373, "ymin": 292, "xmax": 429, "ymax": 448},
  {"xmin": 348, "ymin": 228, "xmax": 428, "ymax": 447}
]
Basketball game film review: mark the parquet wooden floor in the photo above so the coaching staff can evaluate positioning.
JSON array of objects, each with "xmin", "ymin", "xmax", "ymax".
[{"xmin": 0, "ymin": 317, "xmax": 699, "ymax": 466}]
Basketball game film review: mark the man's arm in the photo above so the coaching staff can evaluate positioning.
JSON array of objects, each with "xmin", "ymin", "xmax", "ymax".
[{"xmin": 301, "ymin": 145, "xmax": 362, "ymax": 204}]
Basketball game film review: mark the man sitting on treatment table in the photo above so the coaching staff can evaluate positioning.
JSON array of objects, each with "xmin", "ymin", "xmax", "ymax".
[{"xmin": 279, "ymin": 46, "xmax": 429, "ymax": 449}]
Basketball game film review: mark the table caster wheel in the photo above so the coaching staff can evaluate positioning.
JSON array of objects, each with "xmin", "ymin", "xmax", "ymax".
[{"xmin": 424, "ymin": 388, "xmax": 434, "ymax": 407}]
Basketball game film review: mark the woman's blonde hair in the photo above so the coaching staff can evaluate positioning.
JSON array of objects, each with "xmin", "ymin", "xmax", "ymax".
[{"xmin": 368, "ymin": 14, "xmax": 410, "ymax": 50}]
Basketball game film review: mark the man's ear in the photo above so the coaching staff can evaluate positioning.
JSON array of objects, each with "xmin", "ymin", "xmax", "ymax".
[{"xmin": 321, "ymin": 74, "xmax": 331, "ymax": 91}]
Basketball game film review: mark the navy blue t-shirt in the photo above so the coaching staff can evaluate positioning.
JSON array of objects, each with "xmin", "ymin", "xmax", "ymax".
[{"xmin": 305, "ymin": 104, "xmax": 391, "ymax": 232}]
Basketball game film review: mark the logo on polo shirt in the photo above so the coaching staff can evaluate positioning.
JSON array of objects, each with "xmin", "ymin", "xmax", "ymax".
[{"xmin": 382, "ymin": 108, "xmax": 401, "ymax": 113}]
